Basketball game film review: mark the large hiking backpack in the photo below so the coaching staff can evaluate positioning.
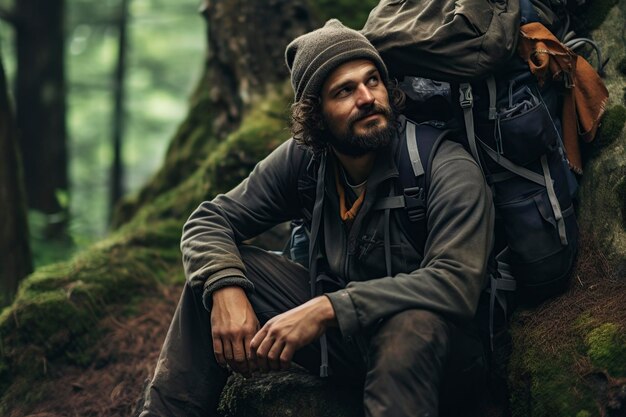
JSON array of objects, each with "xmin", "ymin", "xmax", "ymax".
[{"xmin": 359, "ymin": 0, "xmax": 606, "ymax": 306}]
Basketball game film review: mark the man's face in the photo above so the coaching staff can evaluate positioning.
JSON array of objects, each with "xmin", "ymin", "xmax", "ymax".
[{"xmin": 320, "ymin": 59, "xmax": 394, "ymax": 157}]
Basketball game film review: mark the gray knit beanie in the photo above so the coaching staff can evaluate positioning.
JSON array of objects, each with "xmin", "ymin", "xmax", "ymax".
[{"xmin": 285, "ymin": 19, "xmax": 389, "ymax": 103}]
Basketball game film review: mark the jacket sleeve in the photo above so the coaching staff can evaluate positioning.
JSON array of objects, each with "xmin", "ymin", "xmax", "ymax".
[
  {"xmin": 326, "ymin": 144, "xmax": 494, "ymax": 338},
  {"xmin": 180, "ymin": 139, "xmax": 307, "ymax": 310}
]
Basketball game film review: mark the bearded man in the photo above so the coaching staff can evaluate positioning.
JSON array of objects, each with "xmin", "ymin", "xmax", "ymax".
[{"xmin": 140, "ymin": 19, "xmax": 494, "ymax": 417}]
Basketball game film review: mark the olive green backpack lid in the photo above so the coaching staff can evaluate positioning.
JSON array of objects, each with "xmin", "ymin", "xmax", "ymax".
[{"xmin": 361, "ymin": 0, "xmax": 521, "ymax": 82}]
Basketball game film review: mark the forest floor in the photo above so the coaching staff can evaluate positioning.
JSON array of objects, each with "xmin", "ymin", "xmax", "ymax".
[
  {"xmin": 4, "ymin": 232, "xmax": 623, "ymax": 416},
  {"xmin": 6, "ymin": 284, "xmax": 182, "ymax": 417}
]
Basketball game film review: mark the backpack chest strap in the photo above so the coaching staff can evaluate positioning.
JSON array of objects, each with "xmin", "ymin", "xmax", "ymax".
[{"xmin": 372, "ymin": 187, "xmax": 426, "ymax": 222}]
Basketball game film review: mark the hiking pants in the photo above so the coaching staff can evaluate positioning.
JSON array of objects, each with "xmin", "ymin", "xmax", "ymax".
[{"xmin": 139, "ymin": 246, "xmax": 486, "ymax": 417}]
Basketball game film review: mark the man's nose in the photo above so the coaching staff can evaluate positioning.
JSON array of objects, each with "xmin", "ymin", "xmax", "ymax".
[{"xmin": 355, "ymin": 84, "xmax": 375, "ymax": 107}]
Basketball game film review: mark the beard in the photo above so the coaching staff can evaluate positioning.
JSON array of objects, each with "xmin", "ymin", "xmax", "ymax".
[{"xmin": 326, "ymin": 104, "xmax": 396, "ymax": 157}]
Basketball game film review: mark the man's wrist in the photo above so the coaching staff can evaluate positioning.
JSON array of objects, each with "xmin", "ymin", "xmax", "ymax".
[
  {"xmin": 212, "ymin": 285, "xmax": 247, "ymax": 302},
  {"xmin": 318, "ymin": 295, "xmax": 338, "ymax": 327}
]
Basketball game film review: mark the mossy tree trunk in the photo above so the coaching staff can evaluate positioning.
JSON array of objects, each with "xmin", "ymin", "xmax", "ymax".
[
  {"xmin": 0, "ymin": 47, "xmax": 32, "ymax": 308},
  {"xmin": 112, "ymin": 0, "xmax": 316, "ymax": 226}
]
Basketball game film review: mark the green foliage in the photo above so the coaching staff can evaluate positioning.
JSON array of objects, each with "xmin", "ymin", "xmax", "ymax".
[
  {"xmin": 310, "ymin": 0, "xmax": 380, "ymax": 29},
  {"xmin": 110, "ymin": 83, "xmax": 223, "ymax": 227},
  {"xmin": 63, "ymin": 0, "xmax": 205, "ymax": 243},
  {"xmin": 27, "ymin": 211, "xmax": 76, "ymax": 268},
  {"xmin": 585, "ymin": 323, "xmax": 626, "ymax": 376}
]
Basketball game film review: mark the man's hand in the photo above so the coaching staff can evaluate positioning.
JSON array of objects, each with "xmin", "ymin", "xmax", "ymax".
[
  {"xmin": 250, "ymin": 296, "xmax": 336, "ymax": 372},
  {"xmin": 211, "ymin": 286, "xmax": 260, "ymax": 377}
]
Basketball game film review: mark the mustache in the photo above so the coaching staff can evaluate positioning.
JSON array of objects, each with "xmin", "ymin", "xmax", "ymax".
[{"xmin": 347, "ymin": 104, "xmax": 392, "ymax": 128}]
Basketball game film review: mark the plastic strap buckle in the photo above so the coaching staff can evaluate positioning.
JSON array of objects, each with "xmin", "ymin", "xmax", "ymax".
[
  {"xmin": 404, "ymin": 187, "xmax": 426, "ymax": 222},
  {"xmin": 459, "ymin": 83, "xmax": 474, "ymax": 109}
]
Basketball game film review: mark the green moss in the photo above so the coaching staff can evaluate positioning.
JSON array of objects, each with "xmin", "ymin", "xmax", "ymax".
[
  {"xmin": 204, "ymin": 86, "xmax": 292, "ymax": 194},
  {"xmin": 594, "ymin": 105, "xmax": 626, "ymax": 149},
  {"xmin": 576, "ymin": 411, "xmax": 592, "ymax": 417},
  {"xmin": 617, "ymin": 177, "xmax": 626, "ymax": 231},
  {"xmin": 0, "ymin": 219, "xmax": 184, "ymax": 407},
  {"xmin": 510, "ymin": 347, "xmax": 595, "ymax": 417},
  {"xmin": 617, "ymin": 57, "xmax": 626, "ymax": 76},
  {"xmin": 509, "ymin": 312, "xmax": 598, "ymax": 417},
  {"xmin": 585, "ymin": 323, "xmax": 626, "ymax": 377}
]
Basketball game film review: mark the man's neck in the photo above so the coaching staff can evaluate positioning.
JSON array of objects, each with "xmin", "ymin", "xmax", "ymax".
[{"xmin": 332, "ymin": 148, "xmax": 376, "ymax": 185}]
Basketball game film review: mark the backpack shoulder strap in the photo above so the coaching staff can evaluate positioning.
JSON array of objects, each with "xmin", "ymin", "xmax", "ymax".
[{"xmin": 373, "ymin": 117, "xmax": 451, "ymax": 254}]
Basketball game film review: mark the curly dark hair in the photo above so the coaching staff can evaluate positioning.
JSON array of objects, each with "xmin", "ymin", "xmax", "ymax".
[{"xmin": 290, "ymin": 82, "xmax": 406, "ymax": 155}]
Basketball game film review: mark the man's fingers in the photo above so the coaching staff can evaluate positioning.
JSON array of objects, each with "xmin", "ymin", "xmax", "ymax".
[
  {"xmin": 279, "ymin": 344, "xmax": 295, "ymax": 371},
  {"xmin": 222, "ymin": 337, "xmax": 234, "ymax": 363},
  {"xmin": 230, "ymin": 338, "xmax": 249, "ymax": 375},
  {"xmin": 254, "ymin": 332, "xmax": 274, "ymax": 373},
  {"xmin": 244, "ymin": 334, "xmax": 258, "ymax": 373},
  {"xmin": 213, "ymin": 337, "xmax": 227, "ymax": 368},
  {"xmin": 232, "ymin": 337, "xmax": 247, "ymax": 364},
  {"xmin": 266, "ymin": 339, "xmax": 286, "ymax": 371},
  {"xmin": 250, "ymin": 327, "xmax": 266, "ymax": 352}
]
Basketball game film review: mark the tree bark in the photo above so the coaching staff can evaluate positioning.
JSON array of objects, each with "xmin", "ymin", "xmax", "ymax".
[
  {"xmin": 197, "ymin": 0, "xmax": 316, "ymax": 135},
  {"xmin": 110, "ymin": 0, "xmax": 130, "ymax": 218},
  {"xmin": 14, "ymin": 0, "xmax": 68, "ymax": 237},
  {"xmin": 0, "ymin": 47, "xmax": 33, "ymax": 307}
]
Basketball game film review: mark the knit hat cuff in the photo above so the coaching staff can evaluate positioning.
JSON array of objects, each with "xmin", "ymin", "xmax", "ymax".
[{"xmin": 296, "ymin": 42, "xmax": 388, "ymax": 101}]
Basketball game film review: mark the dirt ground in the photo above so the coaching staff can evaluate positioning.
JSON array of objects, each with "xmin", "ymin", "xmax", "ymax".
[{"xmin": 6, "ymin": 284, "xmax": 182, "ymax": 417}]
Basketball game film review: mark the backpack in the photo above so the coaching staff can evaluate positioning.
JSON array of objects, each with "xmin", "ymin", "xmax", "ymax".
[
  {"xmin": 358, "ymin": 0, "xmax": 608, "ymax": 307},
  {"xmin": 360, "ymin": 0, "xmax": 521, "ymax": 82}
]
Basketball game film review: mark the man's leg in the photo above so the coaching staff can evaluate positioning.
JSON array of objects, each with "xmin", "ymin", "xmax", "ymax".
[
  {"xmin": 140, "ymin": 246, "xmax": 362, "ymax": 417},
  {"xmin": 139, "ymin": 282, "xmax": 228, "ymax": 417},
  {"xmin": 363, "ymin": 309, "xmax": 452, "ymax": 417}
]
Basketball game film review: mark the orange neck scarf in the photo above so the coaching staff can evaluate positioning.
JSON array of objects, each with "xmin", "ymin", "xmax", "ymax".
[{"xmin": 334, "ymin": 161, "xmax": 366, "ymax": 226}]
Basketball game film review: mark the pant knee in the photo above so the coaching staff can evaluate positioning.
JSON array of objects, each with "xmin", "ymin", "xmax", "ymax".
[{"xmin": 369, "ymin": 310, "xmax": 451, "ymax": 373}]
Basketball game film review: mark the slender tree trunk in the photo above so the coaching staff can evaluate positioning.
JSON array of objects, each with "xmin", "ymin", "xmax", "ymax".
[
  {"xmin": 0, "ymin": 47, "xmax": 33, "ymax": 307},
  {"xmin": 112, "ymin": 0, "xmax": 316, "ymax": 226},
  {"xmin": 14, "ymin": 0, "xmax": 68, "ymax": 238},
  {"xmin": 110, "ymin": 0, "xmax": 130, "ymax": 218}
]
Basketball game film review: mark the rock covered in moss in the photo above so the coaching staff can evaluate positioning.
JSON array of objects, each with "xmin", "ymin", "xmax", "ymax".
[{"xmin": 218, "ymin": 368, "xmax": 362, "ymax": 417}]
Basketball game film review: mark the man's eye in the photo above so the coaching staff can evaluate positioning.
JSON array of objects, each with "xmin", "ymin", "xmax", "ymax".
[
  {"xmin": 336, "ymin": 87, "xmax": 352, "ymax": 98},
  {"xmin": 367, "ymin": 76, "xmax": 379, "ymax": 86}
]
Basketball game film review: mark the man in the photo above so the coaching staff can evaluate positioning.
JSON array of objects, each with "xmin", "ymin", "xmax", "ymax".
[{"xmin": 140, "ymin": 19, "xmax": 493, "ymax": 417}]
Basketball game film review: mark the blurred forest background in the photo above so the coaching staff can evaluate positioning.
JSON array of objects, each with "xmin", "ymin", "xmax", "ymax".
[{"xmin": 0, "ymin": 0, "xmax": 205, "ymax": 268}]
